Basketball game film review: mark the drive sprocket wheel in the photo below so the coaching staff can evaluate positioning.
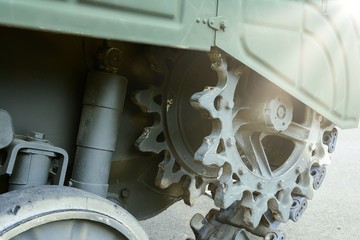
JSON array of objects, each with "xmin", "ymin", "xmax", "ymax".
[
  {"xmin": 134, "ymin": 47, "xmax": 333, "ymax": 237},
  {"xmin": 190, "ymin": 49, "xmax": 333, "ymax": 228},
  {"xmin": 133, "ymin": 48, "xmax": 220, "ymax": 205}
]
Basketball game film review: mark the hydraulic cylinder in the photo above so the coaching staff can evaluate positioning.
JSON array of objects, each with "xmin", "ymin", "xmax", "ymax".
[{"xmin": 70, "ymin": 71, "xmax": 127, "ymax": 197}]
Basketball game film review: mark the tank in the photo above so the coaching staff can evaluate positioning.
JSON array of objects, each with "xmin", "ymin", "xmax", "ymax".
[{"xmin": 0, "ymin": 1, "xmax": 359, "ymax": 239}]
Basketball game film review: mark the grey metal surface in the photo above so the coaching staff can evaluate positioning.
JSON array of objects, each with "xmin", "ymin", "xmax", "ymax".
[
  {"xmin": 141, "ymin": 127, "xmax": 360, "ymax": 240},
  {"xmin": 0, "ymin": 26, "xmax": 88, "ymax": 160}
]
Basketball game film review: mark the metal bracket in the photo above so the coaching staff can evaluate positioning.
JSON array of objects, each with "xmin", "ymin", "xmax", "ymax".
[
  {"xmin": 208, "ymin": 16, "xmax": 227, "ymax": 31},
  {"xmin": 0, "ymin": 136, "xmax": 68, "ymax": 186}
]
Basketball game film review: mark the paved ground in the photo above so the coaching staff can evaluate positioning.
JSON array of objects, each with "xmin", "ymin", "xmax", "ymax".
[{"xmin": 141, "ymin": 127, "xmax": 360, "ymax": 239}]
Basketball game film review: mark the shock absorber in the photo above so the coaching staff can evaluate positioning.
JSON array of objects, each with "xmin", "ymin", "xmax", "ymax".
[{"xmin": 70, "ymin": 48, "xmax": 127, "ymax": 197}]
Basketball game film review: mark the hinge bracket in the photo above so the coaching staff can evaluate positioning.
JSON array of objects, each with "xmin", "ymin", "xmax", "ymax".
[{"xmin": 208, "ymin": 16, "xmax": 227, "ymax": 31}]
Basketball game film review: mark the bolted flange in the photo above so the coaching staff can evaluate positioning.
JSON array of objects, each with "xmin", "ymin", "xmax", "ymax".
[{"xmin": 263, "ymin": 95, "xmax": 293, "ymax": 132}]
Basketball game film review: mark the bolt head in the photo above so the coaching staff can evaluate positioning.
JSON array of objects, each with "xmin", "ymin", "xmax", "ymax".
[
  {"xmin": 220, "ymin": 20, "xmax": 227, "ymax": 30},
  {"xmin": 226, "ymin": 101, "xmax": 234, "ymax": 109},
  {"xmin": 29, "ymin": 131, "xmax": 45, "ymax": 140},
  {"xmin": 120, "ymin": 189, "xmax": 130, "ymax": 198},
  {"xmin": 278, "ymin": 180, "xmax": 284, "ymax": 188},
  {"xmin": 105, "ymin": 48, "xmax": 122, "ymax": 68},
  {"xmin": 277, "ymin": 105, "xmax": 286, "ymax": 119},
  {"xmin": 226, "ymin": 137, "xmax": 236, "ymax": 146}
]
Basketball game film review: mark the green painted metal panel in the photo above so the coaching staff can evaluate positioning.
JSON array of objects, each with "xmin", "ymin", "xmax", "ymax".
[
  {"xmin": 0, "ymin": 0, "xmax": 359, "ymax": 129},
  {"xmin": 0, "ymin": 0, "xmax": 216, "ymax": 50},
  {"xmin": 215, "ymin": 0, "xmax": 360, "ymax": 128}
]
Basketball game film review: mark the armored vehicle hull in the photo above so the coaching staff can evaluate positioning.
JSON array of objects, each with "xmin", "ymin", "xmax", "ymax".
[{"xmin": 0, "ymin": 1, "xmax": 359, "ymax": 239}]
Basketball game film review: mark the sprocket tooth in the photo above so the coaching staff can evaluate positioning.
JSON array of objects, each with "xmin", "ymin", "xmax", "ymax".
[
  {"xmin": 155, "ymin": 153, "xmax": 186, "ymax": 189},
  {"xmin": 293, "ymin": 171, "xmax": 314, "ymax": 199},
  {"xmin": 190, "ymin": 87, "xmax": 222, "ymax": 118},
  {"xmin": 156, "ymin": 154, "xmax": 207, "ymax": 206},
  {"xmin": 214, "ymin": 183, "xmax": 246, "ymax": 209},
  {"xmin": 241, "ymin": 192, "xmax": 269, "ymax": 228},
  {"xmin": 183, "ymin": 177, "xmax": 206, "ymax": 206},
  {"xmin": 133, "ymin": 86, "xmax": 162, "ymax": 113},
  {"xmin": 268, "ymin": 189, "xmax": 293, "ymax": 222},
  {"xmin": 194, "ymin": 137, "xmax": 227, "ymax": 166},
  {"xmin": 133, "ymin": 86, "xmax": 168, "ymax": 153},
  {"xmin": 212, "ymin": 163, "xmax": 244, "ymax": 207},
  {"xmin": 135, "ymin": 124, "xmax": 167, "ymax": 153}
]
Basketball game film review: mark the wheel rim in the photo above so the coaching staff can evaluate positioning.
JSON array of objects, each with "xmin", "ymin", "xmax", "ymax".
[
  {"xmin": 12, "ymin": 214, "xmax": 127, "ymax": 240},
  {"xmin": 0, "ymin": 186, "xmax": 148, "ymax": 240}
]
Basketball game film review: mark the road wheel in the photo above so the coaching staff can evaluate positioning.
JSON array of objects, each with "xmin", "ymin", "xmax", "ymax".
[{"xmin": 0, "ymin": 186, "xmax": 148, "ymax": 240}]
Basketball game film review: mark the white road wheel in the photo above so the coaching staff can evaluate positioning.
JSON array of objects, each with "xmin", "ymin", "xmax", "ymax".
[{"xmin": 0, "ymin": 186, "xmax": 148, "ymax": 240}]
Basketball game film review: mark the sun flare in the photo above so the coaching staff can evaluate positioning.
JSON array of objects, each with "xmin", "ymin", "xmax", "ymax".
[{"xmin": 344, "ymin": 0, "xmax": 360, "ymax": 16}]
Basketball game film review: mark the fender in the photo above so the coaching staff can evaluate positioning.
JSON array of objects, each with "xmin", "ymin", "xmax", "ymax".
[
  {"xmin": 0, "ymin": 0, "xmax": 358, "ymax": 128},
  {"xmin": 215, "ymin": 0, "xmax": 360, "ymax": 128}
]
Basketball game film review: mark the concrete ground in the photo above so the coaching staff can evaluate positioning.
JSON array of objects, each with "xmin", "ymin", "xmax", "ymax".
[{"xmin": 141, "ymin": 128, "xmax": 360, "ymax": 240}]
